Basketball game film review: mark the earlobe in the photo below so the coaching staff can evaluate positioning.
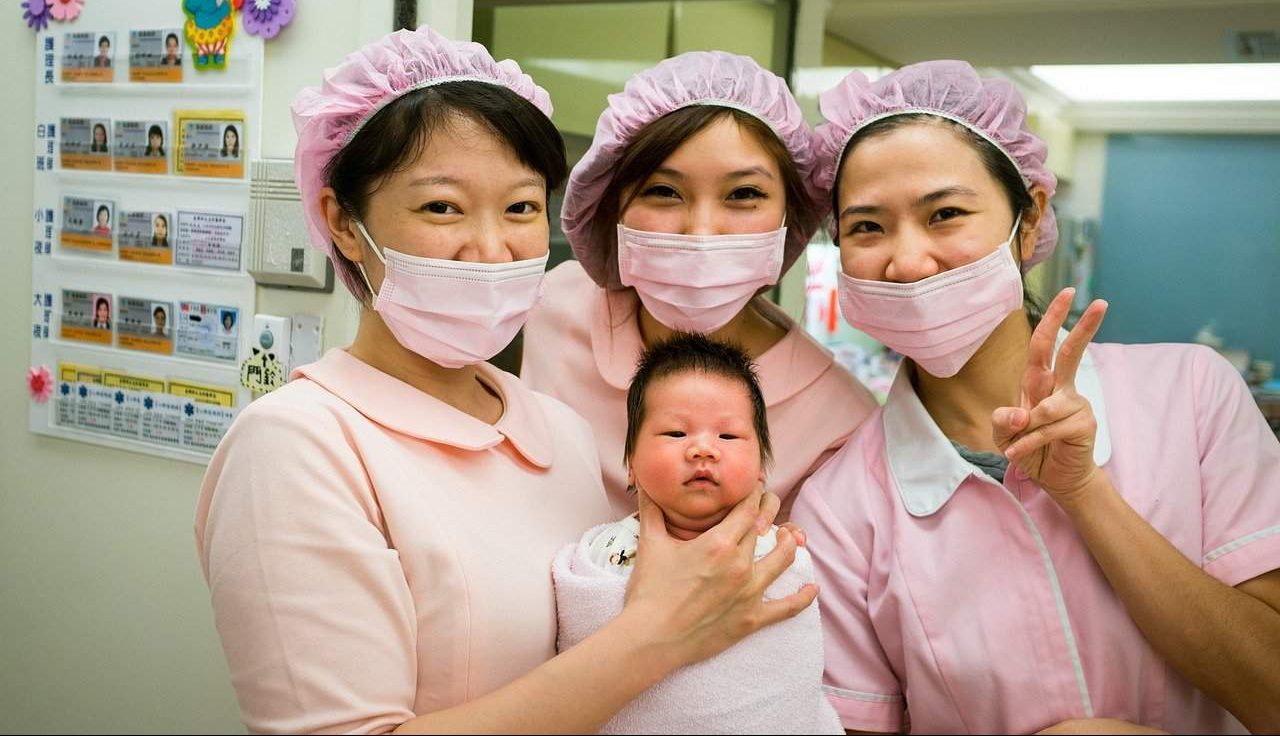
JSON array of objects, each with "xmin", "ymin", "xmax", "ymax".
[{"xmin": 320, "ymin": 187, "xmax": 363, "ymax": 263}]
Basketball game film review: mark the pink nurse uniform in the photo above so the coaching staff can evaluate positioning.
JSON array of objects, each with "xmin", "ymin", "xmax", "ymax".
[
  {"xmin": 522, "ymin": 260, "xmax": 879, "ymax": 518},
  {"xmin": 195, "ymin": 349, "xmax": 613, "ymax": 733},
  {"xmin": 792, "ymin": 342, "xmax": 1280, "ymax": 734}
]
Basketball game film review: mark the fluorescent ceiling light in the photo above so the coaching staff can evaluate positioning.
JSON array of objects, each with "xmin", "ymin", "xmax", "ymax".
[{"xmin": 1030, "ymin": 64, "xmax": 1280, "ymax": 102}]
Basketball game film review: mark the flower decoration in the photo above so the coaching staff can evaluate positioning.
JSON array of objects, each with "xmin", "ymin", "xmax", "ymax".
[
  {"xmin": 48, "ymin": 0, "xmax": 83, "ymax": 22},
  {"xmin": 22, "ymin": 0, "xmax": 52, "ymax": 31},
  {"xmin": 27, "ymin": 365, "xmax": 53, "ymax": 403},
  {"xmin": 240, "ymin": 0, "xmax": 295, "ymax": 40}
]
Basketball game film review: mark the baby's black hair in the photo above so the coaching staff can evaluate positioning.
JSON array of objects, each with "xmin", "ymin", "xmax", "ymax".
[{"xmin": 624, "ymin": 332, "xmax": 771, "ymax": 468}]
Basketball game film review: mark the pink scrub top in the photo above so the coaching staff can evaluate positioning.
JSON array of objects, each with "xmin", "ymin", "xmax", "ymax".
[
  {"xmin": 195, "ymin": 349, "xmax": 613, "ymax": 734},
  {"xmin": 522, "ymin": 260, "xmax": 879, "ymax": 518},
  {"xmin": 792, "ymin": 342, "xmax": 1280, "ymax": 734}
]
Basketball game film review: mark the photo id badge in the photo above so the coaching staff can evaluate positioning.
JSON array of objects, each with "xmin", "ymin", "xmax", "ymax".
[
  {"xmin": 176, "ymin": 112, "xmax": 245, "ymax": 179},
  {"xmin": 129, "ymin": 29, "xmax": 183, "ymax": 83},
  {"xmin": 118, "ymin": 210, "xmax": 174, "ymax": 265},
  {"xmin": 60, "ymin": 290, "xmax": 113, "ymax": 346},
  {"xmin": 60, "ymin": 118, "xmax": 113, "ymax": 171},
  {"xmin": 113, "ymin": 120, "xmax": 168, "ymax": 175},
  {"xmin": 61, "ymin": 196, "xmax": 115, "ymax": 253},
  {"xmin": 176, "ymin": 301, "xmax": 238, "ymax": 363},
  {"xmin": 117, "ymin": 297, "xmax": 174, "ymax": 355},
  {"xmin": 62, "ymin": 31, "xmax": 115, "ymax": 83}
]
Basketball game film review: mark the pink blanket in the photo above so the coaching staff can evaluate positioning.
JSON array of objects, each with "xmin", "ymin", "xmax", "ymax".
[{"xmin": 552, "ymin": 523, "xmax": 843, "ymax": 734}]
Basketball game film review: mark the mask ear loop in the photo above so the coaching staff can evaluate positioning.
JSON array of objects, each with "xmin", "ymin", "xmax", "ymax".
[
  {"xmin": 352, "ymin": 220, "xmax": 387, "ymax": 301},
  {"xmin": 1005, "ymin": 214, "xmax": 1024, "ymax": 266}
]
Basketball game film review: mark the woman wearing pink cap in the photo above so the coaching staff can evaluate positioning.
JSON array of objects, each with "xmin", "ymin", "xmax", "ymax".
[
  {"xmin": 195, "ymin": 27, "xmax": 814, "ymax": 734},
  {"xmin": 791, "ymin": 61, "xmax": 1280, "ymax": 734},
  {"xmin": 522, "ymin": 52, "xmax": 878, "ymax": 519}
]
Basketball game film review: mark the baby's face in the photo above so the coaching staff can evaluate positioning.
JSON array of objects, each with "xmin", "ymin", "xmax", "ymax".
[{"xmin": 629, "ymin": 371, "xmax": 763, "ymax": 537}]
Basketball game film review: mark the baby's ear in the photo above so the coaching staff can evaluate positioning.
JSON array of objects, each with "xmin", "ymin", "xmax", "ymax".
[{"xmin": 626, "ymin": 465, "xmax": 636, "ymax": 488}]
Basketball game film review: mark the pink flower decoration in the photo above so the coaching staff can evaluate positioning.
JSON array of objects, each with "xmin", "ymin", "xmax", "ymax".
[
  {"xmin": 27, "ymin": 365, "xmax": 53, "ymax": 403},
  {"xmin": 22, "ymin": 0, "xmax": 52, "ymax": 31},
  {"xmin": 49, "ymin": 0, "xmax": 83, "ymax": 22},
  {"xmin": 240, "ymin": 0, "xmax": 295, "ymax": 39}
]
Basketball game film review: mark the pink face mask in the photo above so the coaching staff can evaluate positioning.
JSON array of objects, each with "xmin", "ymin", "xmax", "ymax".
[
  {"xmin": 355, "ymin": 221, "xmax": 547, "ymax": 369},
  {"xmin": 837, "ymin": 218, "xmax": 1024, "ymax": 378},
  {"xmin": 616, "ymin": 223, "xmax": 785, "ymax": 333}
]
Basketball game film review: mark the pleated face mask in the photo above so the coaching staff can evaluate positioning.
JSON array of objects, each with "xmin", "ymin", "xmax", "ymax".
[
  {"xmin": 616, "ymin": 222, "xmax": 786, "ymax": 333},
  {"xmin": 355, "ymin": 221, "xmax": 547, "ymax": 369},
  {"xmin": 837, "ymin": 218, "xmax": 1024, "ymax": 377}
]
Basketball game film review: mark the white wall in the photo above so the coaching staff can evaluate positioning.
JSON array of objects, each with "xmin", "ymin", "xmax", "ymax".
[
  {"xmin": 0, "ymin": 2, "xmax": 431, "ymax": 732},
  {"xmin": 1055, "ymin": 132, "xmax": 1109, "ymax": 222}
]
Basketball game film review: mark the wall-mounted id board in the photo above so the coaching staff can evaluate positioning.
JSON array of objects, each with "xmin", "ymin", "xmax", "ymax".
[{"xmin": 30, "ymin": 0, "xmax": 262, "ymax": 464}]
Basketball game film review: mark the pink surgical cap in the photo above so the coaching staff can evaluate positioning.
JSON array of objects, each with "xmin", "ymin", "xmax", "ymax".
[
  {"xmin": 561, "ymin": 51, "xmax": 823, "ymax": 289},
  {"xmin": 291, "ymin": 25, "xmax": 553, "ymax": 264},
  {"xmin": 813, "ymin": 60, "xmax": 1058, "ymax": 271}
]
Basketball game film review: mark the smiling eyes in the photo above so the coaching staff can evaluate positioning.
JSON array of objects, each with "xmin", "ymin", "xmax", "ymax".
[
  {"xmin": 640, "ymin": 184, "xmax": 767, "ymax": 202},
  {"xmin": 418, "ymin": 201, "xmax": 543, "ymax": 216},
  {"xmin": 846, "ymin": 206, "xmax": 972, "ymax": 237}
]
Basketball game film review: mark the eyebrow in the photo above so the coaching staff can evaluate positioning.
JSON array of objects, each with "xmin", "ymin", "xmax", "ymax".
[
  {"xmin": 726, "ymin": 166, "xmax": 775, "ymax": 180},
  {"xmin": 651, "ymin": 166, "xmax": 775, "ymax": 182},
  {"xmin": 408, "ymin": 175, "xmax": 544, "ymax": 189},
  {"xmin": 839, "ymin": 185, "xmax": 982, "ymax": 219}
]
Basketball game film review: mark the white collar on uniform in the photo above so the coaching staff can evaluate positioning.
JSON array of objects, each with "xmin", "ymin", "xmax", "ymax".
[{"xmin": 883, "ymin": 331, "xmax": 1112, "ymax": 517}]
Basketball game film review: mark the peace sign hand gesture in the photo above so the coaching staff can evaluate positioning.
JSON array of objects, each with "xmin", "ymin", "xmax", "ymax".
[{"xmin": 992, "ymin": 288, "xmax": 1110, "ymax": 505}]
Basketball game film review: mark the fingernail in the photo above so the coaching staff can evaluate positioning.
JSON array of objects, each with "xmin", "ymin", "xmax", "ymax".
[{"xmin": 756, "ymin": 515, "xmax": 768, "ymax": 534}]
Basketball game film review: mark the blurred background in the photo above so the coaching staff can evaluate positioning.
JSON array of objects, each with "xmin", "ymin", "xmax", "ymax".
[{"xmin": 1, "ymin": 1, "xmax": 1277, "ymax": 732}]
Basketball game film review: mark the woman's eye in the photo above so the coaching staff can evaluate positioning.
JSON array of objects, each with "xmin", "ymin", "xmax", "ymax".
[
  {"xmin": 507, "ymin": 201, "xmax": 541, "ymax": 216},
  {"xmin": 848, "ymin": 220, "xmax": 883, "ymax": 235},
  {"xmin": 642, "ymin": 184, "xmax": 680, "ymax": 199},
  {"xmin": 931, "ymin": 207, "xmax": 967, "ymax": 223},
  {"xmin": 420, "ymin": 202, "xmax": 458, "ymax": 215},
  {"xmin": 661, "ymin": 431, "xmax": 686, "ymax": 438},
  {"xmin": 727, "ymin": 187, "xmax": 765, "ymax": 201}
]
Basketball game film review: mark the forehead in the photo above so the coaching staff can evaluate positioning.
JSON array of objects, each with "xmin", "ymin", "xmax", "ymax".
[
  {"xmin": 392, "ymin": 113, "xmax": 538, "ymax": 183},
  {"xmin": 659, "ymin": 115, "xmax": 780, "ymax": 176},
  {"xmin": 838, "ymin": 122, "xmax": 996, "ymax": 199},
  {"xmin": 644, "ymin": 370, "xmax": 754, "ymax": 417}
]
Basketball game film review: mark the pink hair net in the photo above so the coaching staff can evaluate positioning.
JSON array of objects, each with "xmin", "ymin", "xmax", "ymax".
[
  {"xmin": 561, "ymin": 51, "xmax": 823, "ymax": 289},
  {"xmin": 291, "ymin": 25, "xmax": 553, "ymax": 278},
  {"xmin": 812, "ymin": 60, "xmax": 1058, "ymax": 271}
]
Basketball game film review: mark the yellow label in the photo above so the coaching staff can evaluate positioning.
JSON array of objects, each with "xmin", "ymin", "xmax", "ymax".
[
  {"xmin": 59, "ymin": 362, "xmax": 102, "ymax": 384},
  {"xmin": 103, "ymin": 371, "xmax": 166, "ymax": 393},
  {"xmin": 168, "ymin": 379, "xmax": 236, "ymax": 407}
]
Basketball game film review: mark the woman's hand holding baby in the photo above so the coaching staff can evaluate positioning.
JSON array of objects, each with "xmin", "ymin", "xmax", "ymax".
[{"xmin": 621, "ymin": 484, "xmax": 818, "ymax": 670}]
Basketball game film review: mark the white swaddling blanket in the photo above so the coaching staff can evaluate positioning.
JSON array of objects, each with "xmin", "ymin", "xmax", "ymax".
[{"xmin": 552, "ymin": 521, "xmax": 843, "ymax": 735}]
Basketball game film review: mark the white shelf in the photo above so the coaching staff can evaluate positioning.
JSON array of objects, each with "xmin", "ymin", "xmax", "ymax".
[{"xmin": 55, "ymin": 168, "xmax": 247, "ymax": 188}]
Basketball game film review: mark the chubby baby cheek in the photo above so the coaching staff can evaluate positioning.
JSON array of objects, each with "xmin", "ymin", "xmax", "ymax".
[{"xmin": 721, "ymin": 465, "xmax": 762, "ymax": 506}]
